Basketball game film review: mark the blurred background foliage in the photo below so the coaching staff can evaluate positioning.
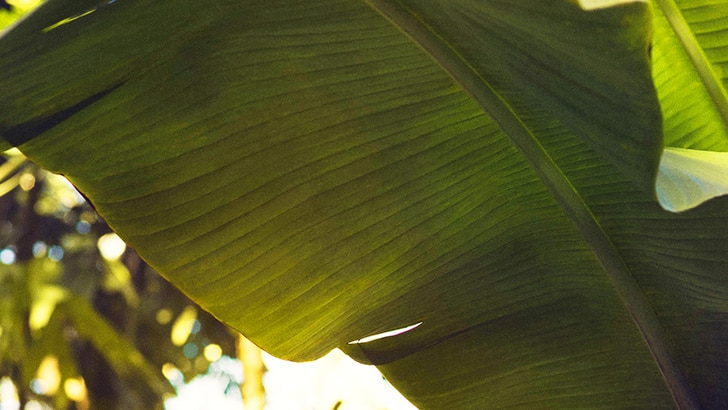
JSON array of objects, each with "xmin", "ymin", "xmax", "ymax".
[{"xmin": 1, "ymin": 147, "xmax": 238, "ymax": 408}]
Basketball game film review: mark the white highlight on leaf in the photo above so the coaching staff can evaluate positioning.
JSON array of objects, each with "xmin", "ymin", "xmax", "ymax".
[
  {"xmin": 42, "ymin": 8, "xmax": 96, "ymax": 33},
  {"xmin": 656, "ymin": 147, "xmax": 728, "ymax": 212},
  {"xmin": 348, "ymin": 322, "xmax": 423, "ymax": 345},
  {"xmin": 577, "ymin": 0, "xmax": 646, "ymax": 11}
]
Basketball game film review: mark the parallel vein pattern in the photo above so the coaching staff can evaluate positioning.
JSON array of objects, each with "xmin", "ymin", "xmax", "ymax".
[
  {"xmin": 2, "ymin": 0, "xmax": 728, "ymax": 408},
  {"xmin": 652, "ymin": 0, "xmax": 728, "ymax": 149}
]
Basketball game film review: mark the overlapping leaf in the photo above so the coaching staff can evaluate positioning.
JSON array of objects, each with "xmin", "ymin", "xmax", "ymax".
[
  {"xmin": 652, "ymin": 0, "xmax": 728, "ymax": 211},
  {"xmin": 1, "ymin": 0, "xmax": 727, "ymax": 408}
]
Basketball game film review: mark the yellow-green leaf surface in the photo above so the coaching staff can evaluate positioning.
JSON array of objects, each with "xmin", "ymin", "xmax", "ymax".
[
  {"xmin": 652, "ymin": 0, "xmax": 728, "ymax": 210},
  {"xmin": 652, "ymin": 0, "xmax": 728, "ymax": 149},
  {"xmin": 1, "ymin": 0, "xmax": 727, "ymax": 408}
]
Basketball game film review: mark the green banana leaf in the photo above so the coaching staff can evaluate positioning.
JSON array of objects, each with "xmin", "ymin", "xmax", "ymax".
[
  {"xmin": 651, "ymin": 0, "xmax": 728, "ymax": 212},
  {"xmin": 1, "ymin": 0, "xmax": 727, "ymax": 408}
]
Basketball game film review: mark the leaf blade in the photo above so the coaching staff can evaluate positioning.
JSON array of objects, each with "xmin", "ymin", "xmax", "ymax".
[{"xmin": 1, "ymin": 0, "xmax": 727, "ymax": 408}]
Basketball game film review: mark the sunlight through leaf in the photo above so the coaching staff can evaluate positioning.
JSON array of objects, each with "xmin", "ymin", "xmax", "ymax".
[{"xmin": 657, "ymin": 147, "xmax": 728, "ymax": 212}]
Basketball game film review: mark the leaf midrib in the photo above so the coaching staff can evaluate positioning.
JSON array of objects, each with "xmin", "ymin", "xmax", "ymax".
[
  {"xmin": 365, "ymin": 0, "xmax": 698, "ymax": 408},
  {"xmin": 654, "ymin": 0, "xmax": 728, "ymax": 129}
]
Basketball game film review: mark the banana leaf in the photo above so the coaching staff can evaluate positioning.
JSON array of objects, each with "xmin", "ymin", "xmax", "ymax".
[{"xmin": 1, "ymin": 0, "xmax": 727, "ymax": 408}]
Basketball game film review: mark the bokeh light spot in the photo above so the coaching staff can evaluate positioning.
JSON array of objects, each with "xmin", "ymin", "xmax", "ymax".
[
  {"xmin": 171, "ymin": 306, "xmax": 197, "ymax": 346},
  {"xmin": 97, "ymin": 233, "xmax": 126, "ymax": 261},
  {"xmin": 19, "ymin": 173, "xmax": 35, "ymax": 191},
  {"xmin": 0, "ymin": 248, "xmax": 16, "ymax": 265},
  {"xmin": 190, "ymin": 320, "xmax": 201, "ymax": 335},
  {"xmin": 32, "ymin": 241, "xmax": 47, "ymax": 257},
  {"xmin": 48, "ymin": 245, "xmax": 64, "ymax": 261},
  {"xmin": 63, "ymin": 378, "xmax": 87, "ymax": 402},
  {"xmin": 75, "ymin": 220, "xmax": 91, "ymax": 234},
  {"xmin": 162, "ymin": 363, "xmax": 184, "ymax": 387},
  {"xmin": 203, "ymin": 344, "xmax": 223, "ymax": 362},
  {"xmin": 33, "ymin": 356, "xmax": 60, "ymax": 396},
  {"xmin": 183, "ymin": 343, "xmax": 199, "ymax": 359},
  {"xmin": 156, "ymin": 308, "xmax": 173, "ymax": 325}
]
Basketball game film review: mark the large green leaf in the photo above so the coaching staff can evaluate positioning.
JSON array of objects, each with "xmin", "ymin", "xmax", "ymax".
[{"xmin": 1, "ymin": 0, "xmax": 727, "ymax": 408}]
